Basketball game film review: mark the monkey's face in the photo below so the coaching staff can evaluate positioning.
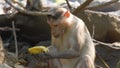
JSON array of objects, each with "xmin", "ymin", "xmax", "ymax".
[
  {"xmin": 47, "ymin": 16, "xmax": 67, "ymax": 38},
  {"xmin": 47, "ymin": 8, "xmax": 70, "ymax": 38}
]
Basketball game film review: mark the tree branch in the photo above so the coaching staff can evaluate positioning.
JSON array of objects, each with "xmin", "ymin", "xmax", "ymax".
[
  {"xmin": 11, "ymin": 0, "xmax": 25, "ymax": 8},
  {"xmin": 73, "ymin": 0, "xmax": 93, "ymax": 15},
  {"xmin": 93, "ymin": 39, "xmax": 120, "ymax": 50},
  {"xmin": 5, "ymin": 0, "xmax": 50, "ymax": 16},
  {"xmin": 0, "ymin": 27, "xmax": 19, "ymax": 31},
  {"xmin": 86, "ymin": 0, "xmax": 119, "ymax": 10},
  {"xmin": 12, "ymin": 21, "xmax": 18, "ymax": 58},
  {"xmin": 65, "ymin": 0, "xmax": 72, "ymax": 11}
]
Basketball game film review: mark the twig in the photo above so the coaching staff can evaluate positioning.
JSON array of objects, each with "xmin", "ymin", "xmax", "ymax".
[
  {"xmin": 0, "ymin": 27, "xmax": 20, "ymax": 31},
  {"xmin": 91, "ymin": 20, "xmax": 110, "ymax": 68},
  {"xmin": 65, "ymin": 0, "xmax": 72, "ymax": 11},
  {"xmin": 12, "ymin": 21, "xmax": 18, "ymax": 58},
  {"xmin": 97, "ymin": 54, "xmax": 110, "ymax": 68},
  {"xmin": 91, "ymin": 23, "xmax": 110, "ymax": 68},
  {"xmin": 86, "ymin": 0, "xmax": 119, "ymax": 10},
  {"xmin": 73, "ymin": 0, "xmax": 93, "ymax": 15},
  {"xmin": 93, "ymin": 39, "xmax": 120, "ymax": 50},
  {"xmin": 92, "ymin": 24, "xmax": 95, "ymax": 38}
]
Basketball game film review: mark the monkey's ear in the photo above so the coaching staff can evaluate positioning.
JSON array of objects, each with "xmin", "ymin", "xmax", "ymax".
[{"xmin": 64, "ymin": 11, "xmax": 70, "ymax": 18}]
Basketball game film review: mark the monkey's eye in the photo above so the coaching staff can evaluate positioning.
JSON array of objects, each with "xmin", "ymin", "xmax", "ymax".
[
  {"xmin": 47, "ymin": 15, "xmax": 53, "ymax": 18},
  {"xmin": 47, "ymin": 11, "xmax": 62, "ymax": 20},
  {"xmin": 53, "ymin": 12, "xmax": 62, "ymax": 19},
  {"xmin": 47, "ymin": 15, "xmax": 59, "ymax": 20},
  {"xmin": 53, "ymin": 15, "xmax": 59, "ymax": 20}
]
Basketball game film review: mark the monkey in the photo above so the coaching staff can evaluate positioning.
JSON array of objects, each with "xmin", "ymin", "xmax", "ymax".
[{"xmin": 37, "ymin": 7, "xmax": 95, "ymax": 68}]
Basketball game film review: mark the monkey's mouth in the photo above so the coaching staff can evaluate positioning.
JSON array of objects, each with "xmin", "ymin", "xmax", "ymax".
[{"xmin": 53, "ymin": 34, "xmax": 60, "ymax": 38}]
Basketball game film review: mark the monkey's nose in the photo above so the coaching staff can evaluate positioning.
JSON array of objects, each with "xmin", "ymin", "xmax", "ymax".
[{"xmin": 52, "ymin": 32, "xmax": 59, "ymax": 38}]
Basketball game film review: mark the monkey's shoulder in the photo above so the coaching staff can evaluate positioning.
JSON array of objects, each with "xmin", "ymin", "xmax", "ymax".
[{"xmin": 72, "ymin": 16, "xmax": 85, "ymax": 26}]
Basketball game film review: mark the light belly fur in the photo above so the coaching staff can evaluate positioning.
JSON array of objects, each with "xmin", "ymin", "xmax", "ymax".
[{"xmin": 60, "ymin": 58, "xmax": 80, "ymax": 68}]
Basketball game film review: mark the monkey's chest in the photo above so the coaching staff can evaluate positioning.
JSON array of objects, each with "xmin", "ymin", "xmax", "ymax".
[
  {"xmin": 53, "ymin": 34, "xmax": 74, "ymax": 52},
  {"xmin": 60, "ymin": 57, "xmax": 79, "ymax": 68},
  {"xmin": 55, "ymin": 38, "xmax": 70, "ymax": 51}
]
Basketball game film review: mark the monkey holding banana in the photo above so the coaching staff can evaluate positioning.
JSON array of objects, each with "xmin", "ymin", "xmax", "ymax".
[{"xmin": 31, "ymin": 7, "xmax": 95, "ymax": 68}]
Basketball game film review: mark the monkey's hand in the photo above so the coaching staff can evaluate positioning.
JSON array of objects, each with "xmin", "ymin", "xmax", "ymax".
[
  {"xmin": 28, "ymin": 46, "xmax": 49, "ymax": 54},
  {"xmin": 32, "ymin": 53, "xmax": 53, "ymax": 60}
]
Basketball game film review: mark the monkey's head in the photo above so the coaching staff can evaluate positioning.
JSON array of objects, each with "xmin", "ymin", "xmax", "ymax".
[{"xmin": 47, "ymin": 7, "xmax": 71, "ymax": 38}]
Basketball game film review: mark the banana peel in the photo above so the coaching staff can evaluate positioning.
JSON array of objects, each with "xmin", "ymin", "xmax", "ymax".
[{"xmin": 28, "ymin": 46, "xmax": 49, "ymax": 54}]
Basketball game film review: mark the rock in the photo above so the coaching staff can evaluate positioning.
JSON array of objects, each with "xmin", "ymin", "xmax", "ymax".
[
  {"xmin": 108, "ymin": 10, "xmax": 120, "ymax": 16},
  {"xmin": 5, "ymin": 52, "xmax": 18, "ymax": 67},
  {"xmin": 78, "ymin": 10, "xmax": 120, "ymax": 42},
  {"xmin": 14, "ymin": 13, "xmax": 51, "ymax": 44},
  {"xmin": 0, "ymin": 63, "xmax": 12, "ymax": 68},
  {"xmin": 14, "ymin": 63, "xmax": 26, "ymax": 68},
  {"xmin": 117, "ymin": 60, "xmax": 120, "ymax": 68}
]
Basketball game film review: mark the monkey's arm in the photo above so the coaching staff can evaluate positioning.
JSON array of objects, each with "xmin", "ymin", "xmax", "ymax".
[
  {"xmin": 35, "ymin": 45, "xmax": 80, "ymax": 60},
  {"xmin": 50, "ymin": 49, "xmax": 80, "ymax": 59},
  {"xmin": 46, "ymin": 39, "xmax": 81, "ymax": 59}
]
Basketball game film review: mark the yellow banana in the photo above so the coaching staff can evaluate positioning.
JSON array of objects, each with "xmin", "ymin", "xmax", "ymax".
[{"xmin": 28, "ymin": 46, "xmax": 49, "ymax": 54}]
